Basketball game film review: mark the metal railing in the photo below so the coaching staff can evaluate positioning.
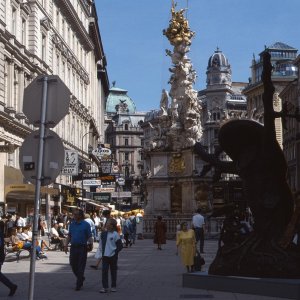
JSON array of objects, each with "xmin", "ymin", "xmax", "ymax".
[{"xmin": 142, "ymin": 216, "xmax": 224, "ymax": 240}]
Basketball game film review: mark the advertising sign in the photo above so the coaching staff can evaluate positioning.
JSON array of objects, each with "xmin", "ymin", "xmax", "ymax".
[
  {"xmin": 61, "ymin": 150, "xmax": 78, "ymax": 175},
  {"xmin": 93, "ymin": 192, "xmax": 111, "ymax": 203}
]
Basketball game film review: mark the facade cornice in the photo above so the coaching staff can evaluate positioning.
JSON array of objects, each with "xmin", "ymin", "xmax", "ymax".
[
  {"xmin": 69, "ymin": 96, "xmax": 91, "ymax": 122},
  {"xmin": 53, "ymin": 0, "xmax": 94, "ymax": 51},
  {"xmin": 0, "ymin": 112, "xmax": 32, "ymax": 138}
]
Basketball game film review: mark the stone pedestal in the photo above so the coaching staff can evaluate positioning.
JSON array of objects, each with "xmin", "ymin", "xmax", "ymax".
[{"xmin": 144, "ymin": 148, "xmax": 207, "ymax": 217}]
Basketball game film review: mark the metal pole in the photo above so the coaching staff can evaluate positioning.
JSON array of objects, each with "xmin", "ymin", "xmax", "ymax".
[{"xmin": 28, "ymin": 76, "xmax": 48, "ymax": 300}]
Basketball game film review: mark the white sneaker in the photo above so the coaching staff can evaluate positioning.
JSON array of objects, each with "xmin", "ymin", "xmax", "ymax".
[
  {"xmin": 99, "ymin": 288, "xmax": 108, "ymax": 293},
  {"xmin": 111, "ymin": 288, "xmax": 117, "ymax": 292}
]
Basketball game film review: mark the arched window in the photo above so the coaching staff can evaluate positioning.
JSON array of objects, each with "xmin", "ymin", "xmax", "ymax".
[{"xmin": 124, "ymin": 124, "xmax": 129, "ymax": 130}]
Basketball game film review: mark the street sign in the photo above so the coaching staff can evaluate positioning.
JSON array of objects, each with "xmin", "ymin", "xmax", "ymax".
[
  {"xmin": 116, "ymin": 177, "xmax": 125, "ymax": 186},
  {"xmin": 61, "ymin": 150, "xmax": 78, "ymax": 175},
  {"xmin": 83, "ymin": 179, "xmax": 101, "ymax": 186},
  {"xmin": 19, "ymin": 130, "xmax": 65, "ymax": 186},
  {"xmin": 92, "ymin": 147, "xmax": 112, "ymax": 159},
  {"xmin": 23, "ymin": 75, "xmax": 70, "ymax": 127},
  {"xmin": 93, "ymin": 192, "xmax": 111, "ymax": 203}
]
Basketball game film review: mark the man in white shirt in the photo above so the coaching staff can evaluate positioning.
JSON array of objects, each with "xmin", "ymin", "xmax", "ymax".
[
  {"xmin": 192, "ymin": 208, "xmax": 205, "ymax": 253},
  {"xmin": 15, "ymin": 214, "xmax": 26, "ymax": 227}
]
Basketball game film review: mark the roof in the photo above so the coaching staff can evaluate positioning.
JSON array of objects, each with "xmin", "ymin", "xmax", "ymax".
[
  {"xmin": 266, "ymin": 42, "xmax": 297, "ymax": 51},
  {"xmin": 106, "ymin": 86, "xmax": 136, "ymax": 114}
]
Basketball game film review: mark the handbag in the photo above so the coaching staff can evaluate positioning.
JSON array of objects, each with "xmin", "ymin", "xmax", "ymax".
[{"xmin": 194, "ymin": 250, "xmax": 205, "ymax": 271}]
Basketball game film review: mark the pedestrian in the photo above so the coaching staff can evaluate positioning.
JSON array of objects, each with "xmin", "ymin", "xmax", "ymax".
[
  {"xmin": 64, "ymin": 209, "xmax": 93, "ymax": 291},
  {"xmin": 176, "ymin": 222, "xmax": 196, "ymax": 273},
  {"xmin": 0, "ymin": 221, "xmax": 17, "ymax": 296},
  {"xmin": 129, "ymin": 212, "xmax": 137, "ymax": 244},
  {"xmin": 192, "ymin": 208, "xmax": 205, "ymax": 253},
  {"xmin": 99, "ymin": 218, "xmax": 123, "ymax": 293},
  {"xmin": 90, "ymin": 210, "xmax": 111, "ymax": 270},
  {"xmin": 153, "ymin": 216, "xmax": 167, "ymax": 250}
]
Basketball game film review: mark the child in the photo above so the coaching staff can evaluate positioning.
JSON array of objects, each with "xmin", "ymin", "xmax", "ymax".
[{"xmin": 99, "ymin": 218, "xmax": 123, "ymax": 293}]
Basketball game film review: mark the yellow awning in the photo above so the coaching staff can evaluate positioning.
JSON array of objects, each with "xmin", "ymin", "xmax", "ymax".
[{"xmin": 5, "ymin": 184, "xmax": 59, "ymax": 199}]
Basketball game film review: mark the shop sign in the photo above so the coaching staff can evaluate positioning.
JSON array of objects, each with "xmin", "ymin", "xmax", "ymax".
[
  {"xmin": 93, "ymin": 192, "xmax": 111, "ymax": 203},
  {"xmin": 61, "ymin": 150, "xmax": 78, "ymax": 175}
]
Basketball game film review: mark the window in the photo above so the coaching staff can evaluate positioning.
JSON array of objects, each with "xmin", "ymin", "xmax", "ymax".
[
  {"xmin": 21, "ymin": 19, "xmax": 26, "ymax": 45},
  {"xmin": 124, "ymin": 152, "xmax": 129, "ymax": 161},
  {"xmin": 41, "ymin": 33, "xmax": 46, "ymax": 61},
  {"xmin": 12, "ymin": 7, "xmax": 17, "ymax": 35},
  {"xmin": 125, "ymin": 138, "xmax": 129, "ymax": 146},
  {"xmin": 124, "ymin": 124, "xmax": 129, "ymax": 130},
  {"xmin": 56, "ymin": 10, "xmax": 59, "ymax": 29}
]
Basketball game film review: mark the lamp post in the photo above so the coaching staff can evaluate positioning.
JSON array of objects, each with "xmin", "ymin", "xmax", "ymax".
[{"xmin": 81, "ymin": 131, "xmax": 94, "ymax": 205}]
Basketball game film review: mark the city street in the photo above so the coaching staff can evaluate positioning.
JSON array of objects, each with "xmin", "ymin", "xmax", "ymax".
[{"xmin": 1, "ymin": 239, "xmax": 290, "ymax": 300}]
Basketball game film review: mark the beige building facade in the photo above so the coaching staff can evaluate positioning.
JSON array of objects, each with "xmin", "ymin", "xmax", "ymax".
[{"xmin": 0, "ymin": 0, "xmax": 109, "ymax": 216}]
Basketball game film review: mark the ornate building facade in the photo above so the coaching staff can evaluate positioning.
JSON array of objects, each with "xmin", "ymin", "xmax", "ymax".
[
  {"xmin": 243, "ymin": 42, "xmax": 298, "ymax": 148},
  {"xmin": 0, "ymin": 0, "xmax": 109, "ymax": 215},
  {"xmin": 105, "ymin": 85, "xmax": 145, "ymax": 208},
  {"xmin": 199, "ymin": 48, "xmax": 247, "ymax": 157},
  {"xmin": 280, "ymin": 55, "xmax": 300, "ymax": 193}
]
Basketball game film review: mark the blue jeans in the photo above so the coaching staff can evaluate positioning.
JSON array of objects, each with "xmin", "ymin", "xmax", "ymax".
[
  {"xmin": 69, "ymin": 245, "xmax": 87, "ymax": 288},
  {"xmin": 102, "ymin": 255, "xmax": 118, "ymax": 289}
]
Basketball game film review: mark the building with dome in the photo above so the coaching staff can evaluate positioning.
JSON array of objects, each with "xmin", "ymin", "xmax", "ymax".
[
  {"xmin": 199, "ymin": 48, "xmax": 247, "ymax": 157},
  {"xmin": 197, "ymin": 48, "xmax": 247, "ymax": 208},
  {"xmin": 105, "ymin": 84, "xmax": 146, "ymax": 208},
  {"xmin": 243, "ymin": 42, "xmax": 298, "ymax": 148}
]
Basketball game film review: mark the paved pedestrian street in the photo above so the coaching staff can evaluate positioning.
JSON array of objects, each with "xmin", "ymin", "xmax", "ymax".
[{"xmin": 1, "ymin": 239, "xmax": 290, "ymax": 300}]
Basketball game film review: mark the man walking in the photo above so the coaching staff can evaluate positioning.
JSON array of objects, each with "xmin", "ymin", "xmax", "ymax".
[
  {"xmin": 192, "ymin": 208, "xmax": 205, "ymax": 253},
  {"xmin": 0, "ymin": 221, "xmax": 17, "ymax": 296},
  {"xmin": 64, "ymin": 209, "xmax": 93, "ymax": 291}
]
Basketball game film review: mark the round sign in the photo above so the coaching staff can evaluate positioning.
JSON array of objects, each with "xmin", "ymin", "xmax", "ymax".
[
  {"xmin": 92, "ymin": 147, "xmax": 112, "ymax": 158},
  {"xmin": 19, "ymin": 129, "xmax": 65, "ymax": 186}
]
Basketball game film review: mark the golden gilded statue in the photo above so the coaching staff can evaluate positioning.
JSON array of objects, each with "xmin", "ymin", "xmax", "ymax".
[{"xmin": 163, "ymin": 1, "xmax": 195, "ymax": 46}]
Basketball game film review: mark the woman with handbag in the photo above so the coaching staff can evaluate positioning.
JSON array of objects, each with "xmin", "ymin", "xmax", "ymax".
[{"xmin": 176, "ymin": 222, "xmax": 196, "ymax": 273}]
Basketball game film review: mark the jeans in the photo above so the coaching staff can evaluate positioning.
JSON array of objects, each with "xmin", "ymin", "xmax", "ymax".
[
  {"xmin": 69, "ymin": 245, "xmax": 87, "ymax": 287},
  {"xmin": 102, "ymin": 255, "xmax": 118, "ymax": 289}
]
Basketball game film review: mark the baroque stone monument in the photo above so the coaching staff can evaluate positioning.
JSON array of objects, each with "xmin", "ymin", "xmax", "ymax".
[{"xmin": 143, "ymin": 2, "xmax": 207, "ymax": 228}]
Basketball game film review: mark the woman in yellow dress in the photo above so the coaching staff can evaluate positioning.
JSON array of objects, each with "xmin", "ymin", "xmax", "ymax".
[{"xmin": 176, "ymin": 222, "xmax": 196, "ymax": 272}]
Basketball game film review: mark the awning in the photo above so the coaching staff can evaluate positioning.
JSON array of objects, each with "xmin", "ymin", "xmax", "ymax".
[
  {"xmin": 77, "ymin": 197, "xmax": 93, "ymax": 202},
  {"xmin": 5, "ymin": 184, "xmax": 59, "ymax": 201},
  {"xmin": 76, "ymin": 197, "xmax": 109, "ymax": 209}
]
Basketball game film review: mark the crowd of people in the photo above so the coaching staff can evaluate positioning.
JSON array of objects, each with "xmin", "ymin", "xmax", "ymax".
[{"xmin": 0, "ymin": 208, "xmax": 142, "ymax": 295}]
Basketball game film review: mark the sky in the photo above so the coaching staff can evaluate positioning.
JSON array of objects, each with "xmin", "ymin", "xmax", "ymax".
[{"xmin": 95, "ymin": 0, "xmax": 300, "ymax": 112}]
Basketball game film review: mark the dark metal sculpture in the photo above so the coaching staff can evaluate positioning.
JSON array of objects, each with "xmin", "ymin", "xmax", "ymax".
[{"xmin": 194, "ymin": 52, "xmax": 300, "ymax": 278}]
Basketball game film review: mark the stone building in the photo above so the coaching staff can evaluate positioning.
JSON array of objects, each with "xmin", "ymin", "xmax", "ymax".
[
  {"xmin": 0, "ymin": 0, "xmax": 109, "ymax": 216},
  {"xmin": 198, "ymin": 48, "xmax": 247, "ymax": 208},
  {"xmin": 279, "ymin": 55, "xmax": 300, "ymax": 193},
  {"xmin": 243, "ymin": 42, "xmax": 298, "ymax": 148},
  {"xmin": 199, "ymin": 48, "xmax": 247, "ymax": 157},
  {"xmin": 105, "ymin": 85, "xmax": 145, "ymax": 208}
]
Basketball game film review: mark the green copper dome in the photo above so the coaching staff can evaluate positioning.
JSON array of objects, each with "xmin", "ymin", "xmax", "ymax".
[{"xmin": 106, "ymin": 86, "xmax": 136, "ymax": 114}]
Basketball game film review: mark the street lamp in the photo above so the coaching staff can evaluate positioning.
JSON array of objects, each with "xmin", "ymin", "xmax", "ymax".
[{"xmin": 81, "ymin": 131, "xmax": 94, "ymax": 203}]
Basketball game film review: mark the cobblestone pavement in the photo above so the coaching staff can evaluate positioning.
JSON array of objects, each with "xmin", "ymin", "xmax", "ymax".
[{"xmin": 0, "ymin": 239, "xmax": 290, "ymax": 300}]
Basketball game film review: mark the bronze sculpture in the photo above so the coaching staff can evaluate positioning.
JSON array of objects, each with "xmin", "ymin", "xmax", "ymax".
[{"xmin": 194, "ymin": 52, "xmax": 300, "ymax": 278}]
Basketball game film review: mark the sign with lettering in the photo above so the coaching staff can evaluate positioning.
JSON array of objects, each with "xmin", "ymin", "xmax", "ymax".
[
  {"xmin": 93, "ymin": 192, "xmax": 111, "ymax": 203},
  {"xmin": 61, "ymin": 150, "xmax": 78, "ymax": 175}
]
